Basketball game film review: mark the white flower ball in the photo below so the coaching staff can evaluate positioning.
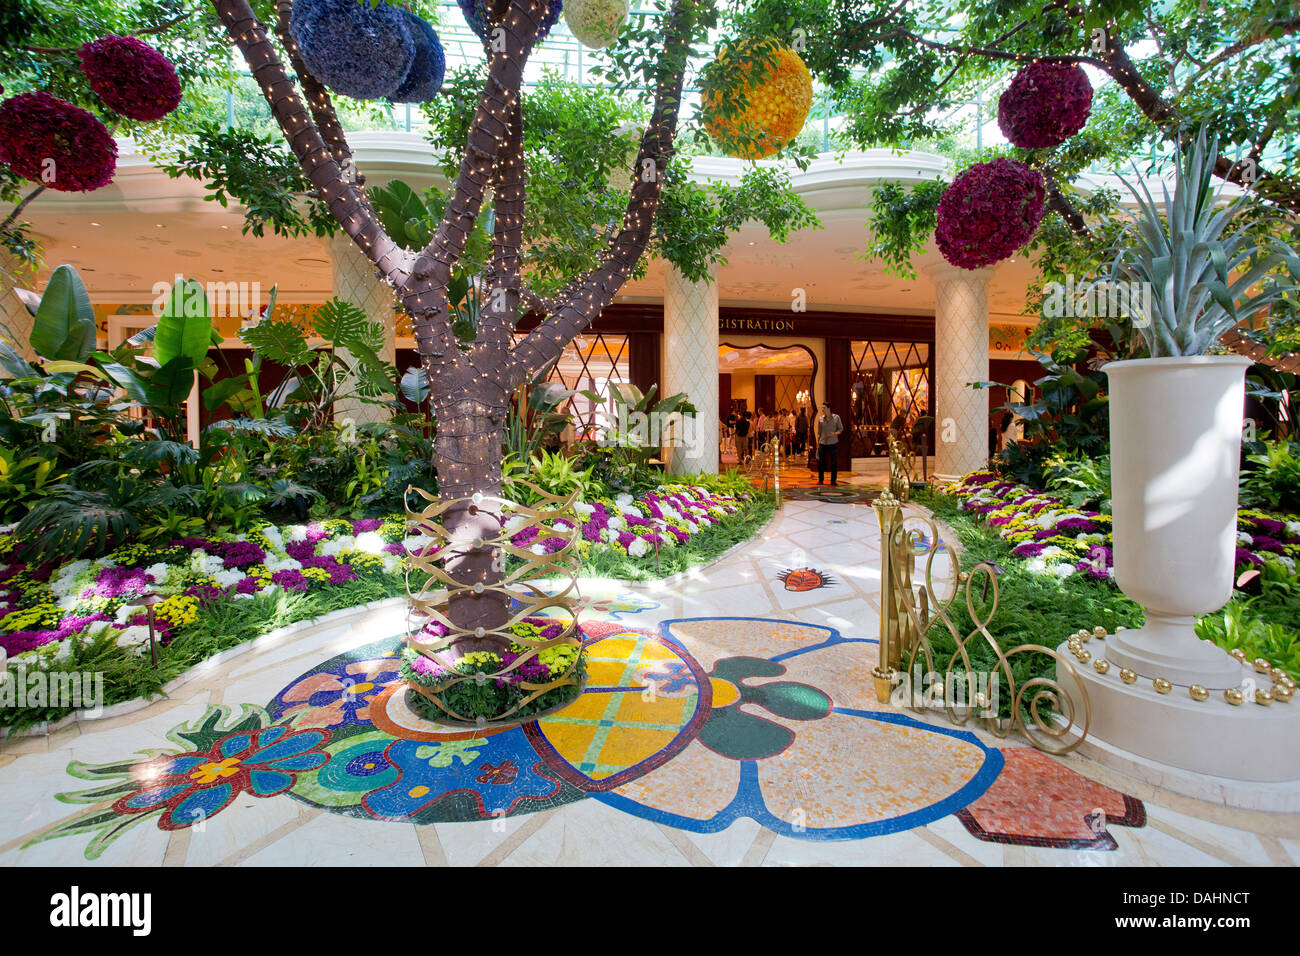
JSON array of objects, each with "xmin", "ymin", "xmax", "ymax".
[{"xmin": 355, "ymin": 532, "xmax": 386, "ymax": 554}]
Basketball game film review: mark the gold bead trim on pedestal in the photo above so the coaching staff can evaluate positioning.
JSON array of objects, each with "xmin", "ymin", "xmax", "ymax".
[
  {"xmin": 402, "ymin": 481, "xmax": 585, "ymax": 725},
  {"xmin": 1075, "ymin": 628, "xmax": 1295, "ymax": 705}
]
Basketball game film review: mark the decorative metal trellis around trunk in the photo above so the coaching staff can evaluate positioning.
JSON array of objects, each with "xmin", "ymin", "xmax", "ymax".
[
  {"xmin": 871, "ymin": 490, "xmax": 1090, "ymax": 754},
  {"xmin": 402, "ymin": 482, "xmax": 587, "ymax": 726}
]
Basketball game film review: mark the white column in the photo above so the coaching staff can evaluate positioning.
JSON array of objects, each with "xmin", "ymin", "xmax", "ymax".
[
  {"xmin": 329, "ymin": 235, "xmax": 397, "ymax": 426},
  {"xmin": 0, "ymin": 255, "xmax": 36, "ymax": 360},
  {"xmin": 927, "ymin": 264, "xmax": 992, "ymax": 482},
  {"xmin": 663, "ymin": 262, "xmax": 719, "ymax": 475}
]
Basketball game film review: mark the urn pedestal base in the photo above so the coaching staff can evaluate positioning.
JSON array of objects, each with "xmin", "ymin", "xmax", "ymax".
[{"xmin": 1060, "ymin": 642, "xmax": 1300, "ymax": 805}]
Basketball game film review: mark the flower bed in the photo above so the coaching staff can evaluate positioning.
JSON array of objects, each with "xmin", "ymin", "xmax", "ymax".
[
  {"xmin": 0, "ymin": 485, "xmax": 757, "ymax": 681},
  {"xmin": 402, "ymin": 617, "xmax": 586, "ymax": 723},
  {"xmin": 947, "ymin": 471, "xmax": 1300, "ymax": 585},
  {"xmin": 503, "ymin": 484, "xmax": 754, "ymax": 560}
]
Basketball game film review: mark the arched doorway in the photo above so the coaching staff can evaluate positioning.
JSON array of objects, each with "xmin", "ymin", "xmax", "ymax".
[{"xmin": 719, "ymin": 342, "xmax": 818, "ymax": 464}]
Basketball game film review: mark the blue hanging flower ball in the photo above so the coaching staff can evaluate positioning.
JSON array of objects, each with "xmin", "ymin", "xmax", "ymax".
[
  {"xmin": 457, "ymin": 0, "xmax": 563, "ymax": 46},
  {"xmin": 391, "ymin": 12, "xmax": 445, "ymax": 102},
  {"xmin": 289, "ymin": 0, "xmax": 415, "ymax": 100}
]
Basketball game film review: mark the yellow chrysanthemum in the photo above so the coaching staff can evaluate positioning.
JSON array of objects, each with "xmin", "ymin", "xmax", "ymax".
[{"xmin": 702, "ymin": 41, "xmax": 812, "ymax": 159}]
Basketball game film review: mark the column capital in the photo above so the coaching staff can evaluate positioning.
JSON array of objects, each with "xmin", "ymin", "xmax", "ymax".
[{"xmin": 925, "ymin": 262, "xmax": 994, "ymax": 285}]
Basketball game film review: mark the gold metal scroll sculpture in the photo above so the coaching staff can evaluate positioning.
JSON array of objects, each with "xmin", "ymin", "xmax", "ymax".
[
  {"xmin": 402, "ymin": 481, "xmax": 586, "ymax": 725},
  {"xmin": 874, "ymin": 491, "xmax": 1090, "ymax": 754},
  {"xmin": 887, "ymin": 434, "xmax": 912, "ymax": 503}
]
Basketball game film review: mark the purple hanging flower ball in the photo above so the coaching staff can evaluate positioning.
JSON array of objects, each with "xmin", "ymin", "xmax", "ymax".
[
  {"xmin": 997, "ymin": 61, "xmax": 1093, "ymax": 149},
  {"xmin": 935, "ymin": 158, "xmax": 1045, "ymax": 270}
]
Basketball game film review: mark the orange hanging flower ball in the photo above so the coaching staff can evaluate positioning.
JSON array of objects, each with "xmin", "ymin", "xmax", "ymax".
[{"xmin": 702, "ymin": 40, "xmax": 812, "ymax": 159}]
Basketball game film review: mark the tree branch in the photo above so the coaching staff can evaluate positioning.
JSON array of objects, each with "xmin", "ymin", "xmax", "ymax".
[
  {"xmin": 511, "ymin": 0, "xmax": 698, "ymax": 382},
  {"xmin": 478, "ymin": 99, "xmax": 527, "ymax": 355},
  {"xmin": 210, "ymin": 0, "xmax": 405, "ymax": 273},
  {"xmin": 23, "ymin": 12, "xmax": 193, "ymax": 53},
  {"xmin": 0, "ymin": 184, "xmax": 46, "ymax": 234},
  {"xmin": 273, "ymin": 0, "xmax": 357, "ymax": 177},
  {"xmin": 1042, "ymin": 167, "xmax": 1091, "ymax": 240},
  {"xmin": 401, "ymin": 0, "xmax": 544, "ymax": 381}
]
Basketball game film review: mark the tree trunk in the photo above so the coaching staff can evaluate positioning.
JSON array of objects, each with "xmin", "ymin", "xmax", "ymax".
[{"xmin": 430, "ymin": 384, "xmax": 512, "ymax": 656}]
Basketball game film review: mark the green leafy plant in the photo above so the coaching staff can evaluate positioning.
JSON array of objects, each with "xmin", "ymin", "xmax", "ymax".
[
  {"xmin": 1240, "ymin": 441, "xmax": 1300, "ymax": 514},
  {"xmin": 1108, "ymin": 127, "xmax": 1300, "ymax": 357},
  {"xmin": 1042, "ymin": 452, "xmax": 1112, "ymax": 513}
]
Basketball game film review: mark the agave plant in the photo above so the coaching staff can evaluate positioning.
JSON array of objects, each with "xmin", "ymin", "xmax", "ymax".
[{"xmin": 1108, "ymin": 128, "xmax": 1300, "ymax": 357}]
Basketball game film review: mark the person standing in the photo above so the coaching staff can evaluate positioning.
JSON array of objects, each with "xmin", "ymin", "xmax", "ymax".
[
  {"xmin": 815, "ymin": 401, "xmax": 843, "ymax": 486},
  {"xmin": 735, "ymin": 410, "xmax": 751, "ymax": 464},
  {"xmin": 794, "ymin": 407, "xmax": 809, "ymax": 456}
]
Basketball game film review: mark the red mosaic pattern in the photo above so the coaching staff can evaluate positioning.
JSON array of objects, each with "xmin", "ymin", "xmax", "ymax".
[{"xmin": 956, "ymin": 748, "xmax": 1145, "ymax": 850}]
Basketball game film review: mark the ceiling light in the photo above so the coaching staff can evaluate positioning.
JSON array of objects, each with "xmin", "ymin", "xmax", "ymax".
[{"xmin": 90, "ymin": 222, "xmax": 101, "ymax": 227}]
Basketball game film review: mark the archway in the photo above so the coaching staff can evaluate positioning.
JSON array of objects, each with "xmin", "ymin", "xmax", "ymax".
[{"xmin": 719, "ymin": 342, "xmax": 818, "ymax": 466}]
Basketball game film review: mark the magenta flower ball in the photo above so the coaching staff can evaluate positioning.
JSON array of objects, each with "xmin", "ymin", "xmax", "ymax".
[
  {"xmin": 935, "ymin": 157, "xmax": 1046, "ymax": 270},
  {"xmin": 78, "ymin": 35, "xmax": 182, "ymax": 122},
  {"xmin": 0, "ymin": 91, "xmax": 118, "ymax": 192},
  {"xmin": 997, "ymin": 61, "xmax": 1093, "ymax": 150}
]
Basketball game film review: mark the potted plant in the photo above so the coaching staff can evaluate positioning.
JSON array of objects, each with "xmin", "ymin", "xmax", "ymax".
[{"xmin": 1103, "ymin": 128, "xmax": 1300, "ymax": 688}]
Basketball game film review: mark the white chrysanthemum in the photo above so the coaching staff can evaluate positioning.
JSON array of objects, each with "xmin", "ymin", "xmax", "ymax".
[
  {"xmin": 381, "ymin": 555, "xmax": 402, "ymax": 572},
  {"xmin": 145, "ymin": 563, "xmax": 171, "ymax": 585},
  {"xmin": 265, "ymin": 556, "xmax": 303, "ymax": 572},
  {"xmin": 213, "ymin": 569, "xmax": 244, "ymax": 588},
  {"xmin": 261, "ymin": 525, "xmax": 285, "ymax": 549},
  {"xmin": 114, "ymin": 604, "xmax": 135, "ymax": 625},
  {"xmin": 189, "ymin": 551, "xmax": 224, "ymax": 576},
  {"xmin": 56, "ymin": 594, "xmax": 80, "ymax": 611},
  {"xmin": 608, "ymin": 514, "xmax": 627, "ymax": 531},
  {"xmin": 233, "ymin": 592, "xmax": 255, "ymax": 601},
  {"xmin": 402, "ymin": 535, "xmax": 431, "ymax": 554},
  {"xmin": 1040, "ymin": 546, "xmax": 1063, "ymax": 559},
  {"xmin": 1025, "ymin": 558, "xmax": 1047, "ymax": 574},
  {"xmin": 553, "ymin": 519, "xmax": 573, "ymax": 531},
  {"xmin": 530, "ymin": 543, "xmax": 547, "ymax": 556},
  {"xmin": 285, "ymin": 525, "xmax": 309, "ymax": 543},
  {"xmin": 573, "ymin": 501, "xmax": 595, "ymax": 516},
  {"xmin": 600, "ymin": 528, "xmax": 615, "ymax": 543},
  {"xmin": 87, "ymin": 620, "xmax": 113, "ymax": 637},
  {"xmin": 627, "ymin": 537, "xmax": 649, "ymax": 558},
  {"xmin": 354, "ymin": 531, "xmax": 386, "ymax": 554},
  {"xmin": 504, "ymin": 515, "xmax": 529, "ymax": 533},
  {"xmin": 115, "ymin": 626, "xmax": 150, "ymax": 653},
  {"xmin": 615, "ymin": 493, "xmax": 634, "ymax": 508},
  {"xmin": 1051, "ymin": 562, "xmax": 1078, "ymax": 578},
  {"xmin": 320, "ymin": 535, "xmax": 355, "ymax": 557},
  {"xmin": 1287, "ymin": 521, "xmax": 1300, "ymax": 538}
]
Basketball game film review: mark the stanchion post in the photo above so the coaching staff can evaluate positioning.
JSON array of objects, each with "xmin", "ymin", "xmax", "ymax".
[{"xmin": 871, "ymin": 490, "xmax": 904, "ymax": 702}]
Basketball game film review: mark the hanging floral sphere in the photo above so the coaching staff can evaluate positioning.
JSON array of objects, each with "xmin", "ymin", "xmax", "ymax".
[
  {"xmin": 457, "ymin": 0, "xmax": 562, "ymax": 47},
  {"xmin": 564, "ymin": 0, "xmax": 627, "ymax": 49},
  {"xmin": 0, "ymin": 91, "xmax": 118, "ymax": 193},
  {"xmin": 391, "ymin": 12, "xmax": 445, "ymax": 103},
  {"xmin": 77, "ymin": 35, "xmax": 182, "ymax": 122},
  {"xmin": 997, "ymin": 62, "xmax": 1093, "ymax": 150},
  {"xmin": 289, "ymin": 0, "xmax": 415, "ymax": 101},
  {"xmin": 935, "ymin": 158, "xmax": 1045, "ymax": 270},
  {"xmin": 701, "ymin": 40, "xmax": 812, "ymax": 159}
]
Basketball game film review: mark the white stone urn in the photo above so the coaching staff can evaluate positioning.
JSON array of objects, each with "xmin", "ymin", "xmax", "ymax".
[{"xmin": 1104, "ymin": 355, "xmax": 1251, "ymax": 689}]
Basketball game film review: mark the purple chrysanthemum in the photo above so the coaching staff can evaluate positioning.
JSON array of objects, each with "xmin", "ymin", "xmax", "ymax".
[
  {"xmin": 0, "ymin": 92, "xmax": 117, "ymax": 192},
  {"xmin": 78, "ymin": 35, "xmax": 181, "ymax": 122},
  {"xmin": 935, "ymin": 158, "xmax": 1045, "ymax": 270},
  {"xmin": 997, "ymin": 62, "xmax": 1093, "ymax": 149}
]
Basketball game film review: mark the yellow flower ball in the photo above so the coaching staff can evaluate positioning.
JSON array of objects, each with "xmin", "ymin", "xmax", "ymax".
[{"xmin": 702, "ymin": 41, "xmax": 812, "ymax": 159}]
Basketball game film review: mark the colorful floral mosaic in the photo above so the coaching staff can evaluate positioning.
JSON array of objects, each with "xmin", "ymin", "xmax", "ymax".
[
  {"xmin": 957, "ymin": 748, "xmax": 1145, "ymax": 850},
  {"xmin": 29, "ymin": 616, "xmax": 1033, "ymax": 858}
]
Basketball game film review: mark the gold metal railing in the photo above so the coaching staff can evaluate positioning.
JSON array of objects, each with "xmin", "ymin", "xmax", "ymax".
[
  {"xmin": 887, "ymin": 434, "xmax": 913, "ymax": 503},
  {"xmin": 871, "ymin": 490, "xmax": 1090, "ymax": 754}
]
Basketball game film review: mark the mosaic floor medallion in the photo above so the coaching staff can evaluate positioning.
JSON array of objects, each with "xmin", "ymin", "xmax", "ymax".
[
  {"xmin": 776, "ymin": 567, "xmax": 836, "ymax": 591},
  {"xmin": 35, "ymin": 617, "xmax": 1122, "ymax": 858}
]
